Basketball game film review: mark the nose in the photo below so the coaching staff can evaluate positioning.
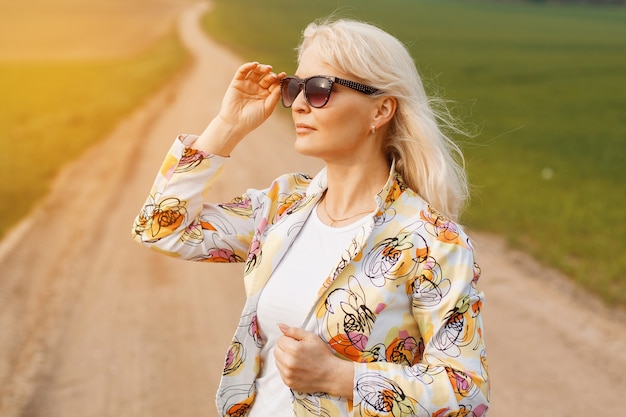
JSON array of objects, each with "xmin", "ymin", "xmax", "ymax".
[{"xmin": 290, "ymin": 86, "xmax": 310, "ymax": 112}]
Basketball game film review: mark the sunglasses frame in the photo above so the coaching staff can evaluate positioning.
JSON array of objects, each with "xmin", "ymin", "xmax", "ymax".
[{"xmin": 280, "ymin": 75, "xmax": 379, "ymax": 108}]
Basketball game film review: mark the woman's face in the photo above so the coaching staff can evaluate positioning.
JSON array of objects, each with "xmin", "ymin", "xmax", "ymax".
[{"xmin": 290, "ymin": 47, "xmax": 382, "ymax": 163}]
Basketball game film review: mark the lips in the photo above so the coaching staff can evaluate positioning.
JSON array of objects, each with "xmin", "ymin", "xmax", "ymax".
[{"xmin": 295, "ymin": 123, "xmax": 315, "ymax": 134}]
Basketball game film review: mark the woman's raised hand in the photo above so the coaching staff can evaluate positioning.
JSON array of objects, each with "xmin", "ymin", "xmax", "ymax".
[
  {"xmin": 219, "ymin": 62, "xmax": 285, "ymax": 132},
  {"xmin": 194, "ymin": 62, "xmax": 285, "ymax": 156}
]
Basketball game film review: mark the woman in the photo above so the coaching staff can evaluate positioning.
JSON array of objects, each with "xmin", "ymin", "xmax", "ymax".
[{"xmin": 133, "ymin": 18, "xmax": 489, "ymax": 417}]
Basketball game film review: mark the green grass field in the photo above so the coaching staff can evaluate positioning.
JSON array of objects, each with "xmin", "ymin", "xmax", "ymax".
[
  {"xmin": 202, "ymin": 0, "xmax": 626, "ymax": 306},
  {"xmin": 0, "ymin": 33, "xmax": 189, "ymax": 238}
]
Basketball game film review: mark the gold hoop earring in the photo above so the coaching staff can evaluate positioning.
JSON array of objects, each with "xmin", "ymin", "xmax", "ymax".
[{"xmin": 370, "ymin": 124, "xmax": 376, "ymax": 135}]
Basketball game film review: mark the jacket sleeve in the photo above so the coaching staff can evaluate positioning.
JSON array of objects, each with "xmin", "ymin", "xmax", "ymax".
[
  {"xmin": 131, "ymin": 135, "xmax": 257, "ymax": 263},
  {"xmin": 352, "ymin": 233, "xmax": 490, "ymax": 417}
]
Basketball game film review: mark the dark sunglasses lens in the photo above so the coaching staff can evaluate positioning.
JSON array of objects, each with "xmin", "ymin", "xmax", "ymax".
[
  {"xmin": 282, "ymin": 78, "xmax": 301, "ymax": 107},
  {"xmin": 305, "ymin": 77, "xmax": 331, "ymax": 108}
]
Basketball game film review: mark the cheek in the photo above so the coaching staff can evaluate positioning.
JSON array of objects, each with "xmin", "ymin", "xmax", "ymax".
[{"xmin": 327, "ymin": 110, "xmax": 370, "ymax": 142}]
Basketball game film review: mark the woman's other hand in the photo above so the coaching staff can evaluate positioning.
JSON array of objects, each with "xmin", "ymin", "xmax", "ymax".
[{"xmin": 275, "ymin": 324, "xmax": 354, "ymax": 399}]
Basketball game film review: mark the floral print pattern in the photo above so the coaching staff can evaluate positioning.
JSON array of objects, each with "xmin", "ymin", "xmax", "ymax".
[{"xmin": 133, "ymin": 135, "xmax": 490, "ymax": 416}]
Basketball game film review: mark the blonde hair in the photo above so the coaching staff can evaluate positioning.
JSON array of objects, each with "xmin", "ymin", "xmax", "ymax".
[{"xmin": 298, "ymin": 19, "xmax": 470, "ymax": 221}]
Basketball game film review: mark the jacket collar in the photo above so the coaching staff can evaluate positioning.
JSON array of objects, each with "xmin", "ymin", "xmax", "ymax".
[
  {"xmin": 243, "ymin": 160, "xmax": 405, "ymax": 297},
  {"xmin": 304, "ymin": 159, "xmax": 401, "ymax": 212}
]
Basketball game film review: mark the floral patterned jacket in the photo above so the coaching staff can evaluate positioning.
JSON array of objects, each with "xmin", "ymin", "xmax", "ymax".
[{"xmin": 133, "ymin": 135, "xmax": 490, "ymax": 417}]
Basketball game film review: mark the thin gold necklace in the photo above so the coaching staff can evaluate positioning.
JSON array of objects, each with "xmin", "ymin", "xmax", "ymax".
[{"xmin": 321, "ymin": 196, "xmax": 374, "ymax": 227}]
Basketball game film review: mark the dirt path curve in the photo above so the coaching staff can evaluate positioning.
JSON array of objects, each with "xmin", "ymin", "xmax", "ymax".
[{"xmin": 0, "ymin": 3, "xmax": 624, "ymax": 416}]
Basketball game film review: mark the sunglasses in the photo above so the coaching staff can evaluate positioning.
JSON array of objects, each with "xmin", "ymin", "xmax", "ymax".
[{"xmin": 280, "ymin": 75, "xmax": 379, "ymax": 108}]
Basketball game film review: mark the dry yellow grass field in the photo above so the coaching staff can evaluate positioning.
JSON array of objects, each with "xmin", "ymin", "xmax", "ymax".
[
  {"xmin": 0, "ymin": 0, "xmax": 194, "ymax": 240},
  {"xmin": 0, "ymin": 0, "xmax": 193, "ymax": 60}
]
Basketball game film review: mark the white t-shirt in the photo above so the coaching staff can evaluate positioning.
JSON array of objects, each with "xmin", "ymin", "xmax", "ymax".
[{"xmin": 248, "ymin": 205, "xmax": 371, "ymax": 416}]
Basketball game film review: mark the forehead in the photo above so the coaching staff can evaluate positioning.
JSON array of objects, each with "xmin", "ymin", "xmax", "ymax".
[{"xmin": 295, "ymin": 47, "xmax": 344, "ymax": 79}]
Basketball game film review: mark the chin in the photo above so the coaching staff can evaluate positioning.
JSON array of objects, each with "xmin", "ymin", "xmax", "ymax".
[{"xmin": 293, "ymin": 136, "xmax": 321, "ymax": 157}]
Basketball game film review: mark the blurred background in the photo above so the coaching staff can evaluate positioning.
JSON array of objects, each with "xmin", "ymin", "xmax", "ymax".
[
  {"xmin": 201, "ymin": 0, "xmax": 626, "ymax": 307},
  {"xmin": 1, "ymin": 0, "xmax": 624, "ymax": 416}
]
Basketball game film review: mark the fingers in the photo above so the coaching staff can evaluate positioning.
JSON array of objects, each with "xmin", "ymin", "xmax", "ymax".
[
  {"xmin": 233, "ymin": 61, "xmax": 260, "ymax": 79},
  {"xmin": 234, "ymin": 62, "xmax": 283, "ymax": 90},
  {"xmin": 274, "ymin": 326, "xmax": 339, "ymax": 394},
  {"xmin": 277, "ymin": 324, "xmax": 307, "ymax": 341}
]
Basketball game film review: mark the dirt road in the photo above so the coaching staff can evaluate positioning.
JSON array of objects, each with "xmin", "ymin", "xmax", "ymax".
[{"xmin": 1, "ymin": 3, "xmax": 624, "ymax": 416}]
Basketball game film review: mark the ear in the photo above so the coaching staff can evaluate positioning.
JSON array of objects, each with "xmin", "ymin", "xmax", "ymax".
[{"xmin": 372, "ymin": 96, "xmax": 397, "ymax": 130}]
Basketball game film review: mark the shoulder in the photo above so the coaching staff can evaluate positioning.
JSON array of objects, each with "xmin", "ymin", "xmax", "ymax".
[
  {"xmin": 242, "ymin": 172, "xmax": 314, "ymax": 222},
  {"xmin": 382, "ymin": 183, "xmax": 472, "ymax": 250},
  {"xmin": 259, "ymin": 172, "xmax": 314, "ymax": 203},
  {"xmin": 270, "ymin": 172, "xmax": 313, "ymax": 190}
]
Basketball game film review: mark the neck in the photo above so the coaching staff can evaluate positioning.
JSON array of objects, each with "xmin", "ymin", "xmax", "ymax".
[{"xmin": 320, "ymin": 155, "xmax": 390, "ymax": 223}]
